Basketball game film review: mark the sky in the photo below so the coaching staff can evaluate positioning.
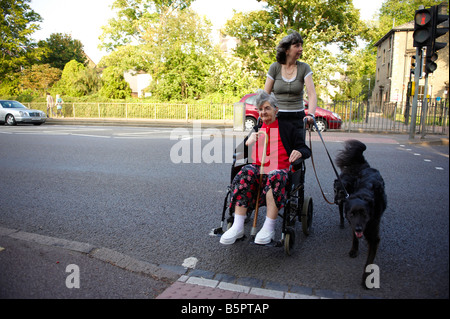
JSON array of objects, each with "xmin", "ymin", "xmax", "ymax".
[{"xmin": 30, "ymin": 0, "xmax": 384, "ymax": 65}]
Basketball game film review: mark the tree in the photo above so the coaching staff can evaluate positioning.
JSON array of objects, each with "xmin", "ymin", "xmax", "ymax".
[
  {"xmin": 331, "ymin": 46, "xmax": 376, "ymax": 100},
  {"xmin": 225, "ymin": 0, "xmax": 361, "ymax": 98},
  {"xmin": 98, "ymin": 44, "xmax": 150, "ymax": 75},
  {"xmin": 0, "ymin": 0, "xmax": 41, "ymax": 78},
  {"xmin": 99, "ymin": 0, "xmax": 193, "ymax": 52},
  {"xmin": 37, "ymin": 33, "xmax": 87, "ymax": 70},
  {"xmin": 224, "ymin": 10, "xmax": 278, "ymax": 82},
  {"xmin": 20, "ymin": 64, "xmax": 62, "ymax": 93},
  {"xmin": 99, "ymin": 66, "xmax": 131, "ymax": 99},
  {"xmin": 100, "ymin": 1, "xmax": 235, "ymax": 101},
  {"xmin": 144, "ymin": 7, "xmax": 214, "ymax": 100},
  {"xmin": 54, "ymin": 60, "xmax": 101, "ymax": 97},
  {"xmin": 100, "ymin": 0, "xmax": 211, "ymax": 100},
  {"xmin": 205, "ymin": 49, "xmax": 261, "ymax": 98}
]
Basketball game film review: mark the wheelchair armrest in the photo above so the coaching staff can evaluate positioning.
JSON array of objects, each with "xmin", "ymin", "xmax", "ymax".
[
  {"xmin": 289, "ymin": 158, "xmax": 304, "ymax": 172},
  {"xmin": 233, "ymin": 151, "xmax": 246, "ymax": 161}
]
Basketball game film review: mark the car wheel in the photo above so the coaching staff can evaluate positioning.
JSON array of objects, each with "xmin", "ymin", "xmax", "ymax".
[
  {"xmin": 312, "ymin": 118, "xmax": 326, "ymax": 132},
  {"xmin": 245, "ymin": 116, "xmax": 256, "ymax": 131},
  {"xmin": 5, "ymin": 114, "xmax": 17, "ymax": 126}
]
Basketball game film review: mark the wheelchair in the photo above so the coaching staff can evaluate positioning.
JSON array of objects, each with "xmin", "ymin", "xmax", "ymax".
[{"xmin": 213, "ymin": 122, "xmax": 313, "ymax": 256}]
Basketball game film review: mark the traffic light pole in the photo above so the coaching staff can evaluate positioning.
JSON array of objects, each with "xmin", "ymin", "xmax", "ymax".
[
  {"xmin": 409, "ymin": 47, "xmax": 422, "ymax": 140},
  {"xmin": 420, "ymin": 74, "xmax": 429, "ymax": 139},
  {"xmin": 420, "ymin": 73, "xmax": 428, "ymax": 138}
]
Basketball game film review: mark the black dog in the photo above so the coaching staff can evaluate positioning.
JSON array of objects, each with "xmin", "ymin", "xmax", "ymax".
[{"xmin": 334, "ymin": 140, "xmax": 387, "ymax": 287}]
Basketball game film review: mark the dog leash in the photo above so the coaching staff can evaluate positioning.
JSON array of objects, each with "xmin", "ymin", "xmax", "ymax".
[{"xmin": 305, "ymin": 118, "xmax": 350, "ymax": 204}]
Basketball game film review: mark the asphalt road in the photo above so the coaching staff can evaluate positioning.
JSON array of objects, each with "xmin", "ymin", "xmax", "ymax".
[{"xmin": 0, "ymin": 124, "xmax": 448, "ymax": 298}]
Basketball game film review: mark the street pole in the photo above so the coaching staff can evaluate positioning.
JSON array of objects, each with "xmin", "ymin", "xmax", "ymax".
[{"xmin": 409, "ymin": 46, "xmax": 423, "ymax": 140}]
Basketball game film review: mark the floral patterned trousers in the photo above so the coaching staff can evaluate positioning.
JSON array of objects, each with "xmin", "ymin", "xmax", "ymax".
[{"xmin": 230, "ymin": 164, "xmax": 289, "ymax": 211}]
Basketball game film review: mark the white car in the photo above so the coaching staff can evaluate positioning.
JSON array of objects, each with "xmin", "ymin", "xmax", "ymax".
[{"xmin": 0, "ymin": 100, "xmax": 46, "ymax": 126}]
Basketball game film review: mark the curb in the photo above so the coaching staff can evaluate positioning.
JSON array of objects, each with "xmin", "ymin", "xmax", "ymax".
[
  {"xmin": 0, "ymin": 226, "xmax": 179, "ymax": 283},
  {"xmin": 170, "ymin": 269, "xmax": 377, "ymax": 299},
  {"xmin": 165, "ymin": 275, "xmax": 322, "ymax": 299},
  {"xmin": 405, "ymin": 137, "xmax": 449, "ymax": 146},
  {"xmin": 0, "ymin": 226, "xmax": 377, "ymax": 299}
]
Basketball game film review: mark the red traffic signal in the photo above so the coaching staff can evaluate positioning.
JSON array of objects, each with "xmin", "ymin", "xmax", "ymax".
[
  {"xmin": 415, "ymin": 10, "xmax": 432, "ymax": 26},
  {"xmin": 413, "ymin": 8, "xmax": 433, "ymax": 47}
]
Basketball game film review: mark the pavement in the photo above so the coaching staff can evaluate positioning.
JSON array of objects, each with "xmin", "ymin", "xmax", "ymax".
[
  {"xmin": 0, "ymin": 226, "xmax": 341, "ymax": 300},
  {"xmin": 1, "ymin": 118, "xmax": 448, "ymax": 301}
]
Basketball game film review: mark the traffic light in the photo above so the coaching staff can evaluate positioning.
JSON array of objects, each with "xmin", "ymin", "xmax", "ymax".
[
  {"xmin": 413, "ymin": 7, "xmax": 434, "ymax": 47},
  {"xmin": 424, "ymin": 48, "xmax": 438, "ymax": 73},
  {"xmin": 425, "ymin": 4, "xmax": 449, "ymax": 73},
  {"xmin": 410, "ymin": 56, "xmax": 416, "ymax": 74}
]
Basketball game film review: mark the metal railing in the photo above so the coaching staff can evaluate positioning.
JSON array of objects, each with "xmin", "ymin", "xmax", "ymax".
[
  {"xmin": 26, "ymin": 102, "xmax": 234, "ymax": 122},
  {"xmin": 25, "ymin": 98, "xmax": 449, "ymax": 135},
  {"xmin": 324, "ymin": 97, "xmax": 449, "ymax": 135}
]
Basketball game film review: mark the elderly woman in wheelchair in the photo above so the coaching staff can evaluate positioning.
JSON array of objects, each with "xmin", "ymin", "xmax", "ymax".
[{"xmin": 220, "ymin": 90, "xmax": 311, "ymax": 245}]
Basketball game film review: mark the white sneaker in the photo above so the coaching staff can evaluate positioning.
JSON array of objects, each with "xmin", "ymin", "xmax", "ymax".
[
  {"xmin": 220, "ymin": 227, "xmax": 244, "ymax": 245},
  {"xmin": 254, "ymin": 228, "xmax": 275, "ymax": 245}
]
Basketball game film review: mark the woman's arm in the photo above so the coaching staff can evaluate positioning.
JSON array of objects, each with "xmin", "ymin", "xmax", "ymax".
[
  {"xmin": 264, "ymin": 77, "xmax": 274, "ymax": 94},
  {"xmin": 304, "ymin": 74, "xmax": 317, "ymax": 122}
]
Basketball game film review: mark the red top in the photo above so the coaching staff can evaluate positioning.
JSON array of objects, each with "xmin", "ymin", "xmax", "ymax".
[{"xmin": 251, "ymin": 119, "xmax": 290, "ymax": 171}]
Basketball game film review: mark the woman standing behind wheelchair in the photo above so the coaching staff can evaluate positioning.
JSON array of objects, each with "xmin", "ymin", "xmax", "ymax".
[
  {"xmin": 264, "ymin": 31, "xmax": 317, "ymax": 130},
  {"xmin": 220, "ymin": 90, "xmax": 311, "ymax": 245}
]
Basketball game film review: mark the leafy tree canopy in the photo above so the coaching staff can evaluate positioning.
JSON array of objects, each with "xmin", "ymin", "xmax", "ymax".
[
  {"xmin": 99, "ymin": 0, "xmax": 193, "ymax": 52},
  {"xmin": 20, "ymin": 64, "xmax": 62, "ymax": 93},
  {"xmin": 37, "ymin": 33, "xmax": 87, "ymax": 70},
  {"xmin": 53, "ymin": 60, "xmax": 101, "ymax": 97},
  {"xmin": 0, "ymin": 0, "xmax": 41, "ymax": 78},
  {"xmin": 225, "ymin": 0, "xmax": 361, "ymax": 97}
]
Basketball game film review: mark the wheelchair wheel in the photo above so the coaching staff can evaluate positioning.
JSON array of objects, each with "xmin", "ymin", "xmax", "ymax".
[
  {"xmin": 284, "ymin": 227, "xmax": 295, "ymax": 256},
  {"xmin": 301, "ymin": 196, "xmax": 313, "ymax": 235}
]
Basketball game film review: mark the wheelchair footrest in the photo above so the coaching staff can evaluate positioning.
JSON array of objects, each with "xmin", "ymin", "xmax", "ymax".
[{"xmin": 250, "ymin": 239, "xmax": 282, "ymax": 247}]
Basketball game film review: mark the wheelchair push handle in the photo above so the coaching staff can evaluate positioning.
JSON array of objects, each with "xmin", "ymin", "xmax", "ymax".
[{"xmin": 303, "ymin": 114, "xmax": 317, "ymax": 132}]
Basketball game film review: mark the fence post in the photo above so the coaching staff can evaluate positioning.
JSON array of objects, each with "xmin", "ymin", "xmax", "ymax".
[
  {"xmin": 348, "ymin": 100, "xmax": 352, "ymax": 132},
  {"xmin": 73, "ymin": 103, "xmax": 75, "ymax": 118},
  {"xmin": 365, "ymin": 100, "xmax": 370, "ymax": 123},
  {"xmin": 185, "ymin": 104, "xmax": 188, "ymax": 122},
  {"xmin": 98, "ymin": 103, "xmax": 100, "ymax": 118},
  {"xmin": 443, "ymin": 99, "xmax": 448, "ymax": 135},
  {"xmin": 393, "ymin": 102, "xmax": 397, "ymax": 131}
]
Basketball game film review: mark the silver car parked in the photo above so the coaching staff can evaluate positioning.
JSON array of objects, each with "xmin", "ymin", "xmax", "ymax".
[{"xmin": 0, "ymin": 100, "xmax": 46, "ymax": 126}]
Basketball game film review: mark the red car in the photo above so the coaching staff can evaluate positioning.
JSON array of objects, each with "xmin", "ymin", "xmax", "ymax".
[{"xmin": 240, "ymin": 93, "xmax": 342, "ymax": 132}]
